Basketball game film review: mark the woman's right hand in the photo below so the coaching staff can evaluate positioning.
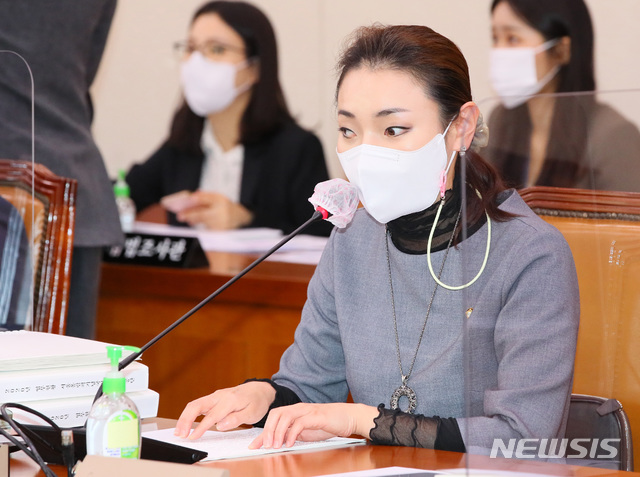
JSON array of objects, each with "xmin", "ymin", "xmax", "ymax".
[{"xmin": 174, "ymin": 381, "xmax": 276, "ymax": 440}]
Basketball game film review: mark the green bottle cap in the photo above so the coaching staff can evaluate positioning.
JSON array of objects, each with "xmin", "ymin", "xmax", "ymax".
[
  {"xmin": 114, "ymin": 170, "xmax": 130, "ymax": 199},
  {"xmin": 102, "ymin": 345, "xmax": 126, "ymax": 394}
]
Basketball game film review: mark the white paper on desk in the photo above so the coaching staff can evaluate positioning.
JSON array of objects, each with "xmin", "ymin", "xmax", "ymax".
[
  {"xmin": 143, "ymin": 427, "xmax": 365, "ymax": 462},
  {"xmin": 438, "ymin": 470, "xmax": 559, "ymax": 477},
  {"xmin": 265, "ymin": 250, "xmax": 324, "ymax": 265},
  {"xmin": 197, "ymin": 230, "xmax": 328, "ymax": 254},
  {"xmin": 133, "ymin": 221, "xmax": 281, "ymax": 247},
  {"xmin": 314, "ymin": 467, "xmax": 450, "ymax": 476},
  {"xmin": 133, "ymin": 221, "xmax": 201, "ymax": 237},
  {"xmin": 135, "ymin": 222, "xmax": 306, "ymax": 248},
  {"xmin": 197, "ymin": 229, "xmax": 282, "ymax": 253},
  {"xmin": 133, "ymin": 221, "xmax": 328, "ymax": 263},
  {"xmin": 0, "ymin": 330, "xmax": 137, "ymax": 371}
]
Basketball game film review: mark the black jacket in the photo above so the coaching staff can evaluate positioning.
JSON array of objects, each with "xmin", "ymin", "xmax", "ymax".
[{"xmin": 127, "ymin": 121, "xmax": 332, "ymax": 236}]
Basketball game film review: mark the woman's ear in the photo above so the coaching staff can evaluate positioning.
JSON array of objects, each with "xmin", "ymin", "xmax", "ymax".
[
  {"xmin": 554, "ymin": 36, "xmax": 571, "ymax": 65},
  {"xmin": 247, "ymin": 59, "xmax": 260, "ymax": 86},
  {"xmin": 453, "ymin": 102, "xmax": 480, "ymax": 151}
]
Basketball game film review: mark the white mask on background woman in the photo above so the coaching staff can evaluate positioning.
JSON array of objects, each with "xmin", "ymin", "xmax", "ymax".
[
  {"xmin": 490, "ymin": 39, "xmax": 560, "ymax": 109},
  {"xmin": 337, "ymin": 121, "xmax": 456, "ymax": 224},
  {"xmin": 180, "ymin": 51, "xmax": 251, "ymax": 116}
]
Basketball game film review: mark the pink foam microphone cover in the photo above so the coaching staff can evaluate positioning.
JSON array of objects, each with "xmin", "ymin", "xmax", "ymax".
[{"xmin": 308, "ymin": 178, "xmax": 359, "ymax": 228}]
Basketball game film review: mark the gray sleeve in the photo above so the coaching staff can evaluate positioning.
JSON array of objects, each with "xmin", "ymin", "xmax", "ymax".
[
  {"xmin": 458, "ymin": 224, "xmax": 580, "ymax": 453},
  {"xmin": 272, "ymin": 231, "xmax": 350, "ymax": 403}
]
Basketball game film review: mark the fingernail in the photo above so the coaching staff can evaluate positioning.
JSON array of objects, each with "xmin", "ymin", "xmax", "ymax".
[{"xmin": 217, "ymin": 420, "xmax": 228, "ymax": 431}]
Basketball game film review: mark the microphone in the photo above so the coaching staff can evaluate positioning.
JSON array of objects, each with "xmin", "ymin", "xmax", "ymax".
[
  {"xmin": 108, "ymin": 179, "xmax": 358, "ymax": 381},
  {"xmin": 22, "ymin": 179, "xmax": 357, "ymax": 466}
]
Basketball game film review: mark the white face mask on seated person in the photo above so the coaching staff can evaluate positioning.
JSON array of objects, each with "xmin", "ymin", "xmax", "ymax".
[
  {"xmin": 336, "ymin": 120, "xmax": 456, "ymax": 225},
  {"xmin": 490, "ymin": 38, "xmax": 560, "ymax": 109},
  {"xmin": 180, "ymin": 51, "xmax": 252, "ymax": 116}
]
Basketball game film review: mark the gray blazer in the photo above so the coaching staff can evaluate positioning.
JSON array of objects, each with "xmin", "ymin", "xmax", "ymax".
[
  {"xmin": 486, "ymin": 100, "xmax": 640, "ymax": 192},
  {"xmin": 0, "ymin": 0, "xmax": 121, "ymax": 247}
]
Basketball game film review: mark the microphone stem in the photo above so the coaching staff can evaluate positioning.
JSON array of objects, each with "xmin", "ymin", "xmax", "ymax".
[{"xmin": 117, "ymin": 210, "xmax": 323, "ymax": 371}]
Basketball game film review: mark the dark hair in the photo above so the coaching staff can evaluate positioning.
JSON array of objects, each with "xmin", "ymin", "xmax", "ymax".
[
  {"xmin": 491, "ymin": 0, "xmax": 595, "ymax": 92},
  {"xmin": 336, "ymin": 25, "xmax": 512, "ymax": 226},
  {"xmin": 168, "ymin": 1, "xmax": 292, "ymax": 154},
  {"xmin": 489, "ymin": 0, "xmax": 595, "ymax": 188}
]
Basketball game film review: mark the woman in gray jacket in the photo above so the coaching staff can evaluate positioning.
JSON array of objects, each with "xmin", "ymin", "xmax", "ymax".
[{"xmin": 174, "ymin": 24, "xmax": 580, "ymax": 455}]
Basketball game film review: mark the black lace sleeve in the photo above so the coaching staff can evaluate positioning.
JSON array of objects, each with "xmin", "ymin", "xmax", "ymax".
[
  {"xmin": 243, "ymin": 378, "xmax": 302, "ymax": 428},
  {"xmin": 369, "ymin": 404, "xmax": 465, "ymax": 452}
]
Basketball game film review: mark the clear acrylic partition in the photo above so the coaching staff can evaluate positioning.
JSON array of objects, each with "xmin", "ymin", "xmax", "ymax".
[
  {"xmin": 458, "ymin": 89, "xmax": 640, "ymax": 472},
  {"xmin": 0, "ymin": 49, "xmax": 36, "ymax": 332}
]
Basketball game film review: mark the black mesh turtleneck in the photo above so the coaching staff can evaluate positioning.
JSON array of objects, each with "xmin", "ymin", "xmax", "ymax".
[{"xmin": 386, "ymin": 175, "xmax": 486, "ymax": 254}]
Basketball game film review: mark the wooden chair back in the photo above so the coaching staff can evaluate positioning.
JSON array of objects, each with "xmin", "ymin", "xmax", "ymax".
[
  {"xmin": 520, "ymin": 186, "xmax": 640, "ymax": 467},
  {"xmin": 0, "ymin": 159, "xmax": 77, "ymax": 334}
]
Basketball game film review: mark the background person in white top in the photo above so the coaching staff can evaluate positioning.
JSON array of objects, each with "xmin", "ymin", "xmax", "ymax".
[{"xmin": 126, "ymin": 1, "xmax": 331, "ymax": 236}]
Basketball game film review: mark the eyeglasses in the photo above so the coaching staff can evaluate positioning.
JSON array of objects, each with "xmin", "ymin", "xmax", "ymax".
[{"xmin": 173, "ymin": 40, "xmax": 246, "ymax": 61}]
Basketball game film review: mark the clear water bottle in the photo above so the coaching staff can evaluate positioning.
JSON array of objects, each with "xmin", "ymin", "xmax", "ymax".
[
  {"xmin": 114, "ymin": 170, "xmax": 136, "ymax": 233},
  {"xmin": 86, "ymin": 346, "xmax": 141, "ymax": 459}
]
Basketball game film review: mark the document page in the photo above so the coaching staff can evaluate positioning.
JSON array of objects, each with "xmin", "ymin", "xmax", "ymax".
[
  {"xmin": 143, "ymin": 427, "xmax": 365, "ymax": 462},
  {"xmin": 132, "ymin": 221, "xmax": 327, "ymax": 263},
  {"xmin": 314, "ymin": 468, "xmax": 447, "ymax": 476}
]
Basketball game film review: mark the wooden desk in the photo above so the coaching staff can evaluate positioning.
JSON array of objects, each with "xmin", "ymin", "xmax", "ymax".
[
  {"xmin": 10, "ymin": 418, "xmax": 640, "ymax": 477},
  {"xmin": 96, "ymin": 252, "xmax": 316, "ymax": 419}
]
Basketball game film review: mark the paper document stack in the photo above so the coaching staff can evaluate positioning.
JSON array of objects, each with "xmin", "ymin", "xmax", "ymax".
[
  {"xmin": 133, "ymin": 222, "xmax": 329, "ymax": 265},
  {"xmin": 0, "ymin": 330, "xmax": 159, "ymax": 427}
]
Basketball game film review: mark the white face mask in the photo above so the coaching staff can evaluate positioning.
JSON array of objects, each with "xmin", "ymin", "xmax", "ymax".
[
  {"xmin": 336, "ymin": 122, "xmax": 456, "ymax": 224},
  {"xmin": 180, "ymin": 51, "xmax": 251, "ymax": 116},
  {"xmin": 490, "ymin": 39, "xmax": 560, "ymax": 109}
]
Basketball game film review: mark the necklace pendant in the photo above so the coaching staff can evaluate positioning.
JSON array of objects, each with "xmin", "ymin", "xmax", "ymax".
[{"xmin": 390, "ymin": 383, "xmax": 417, "ymax": 413}]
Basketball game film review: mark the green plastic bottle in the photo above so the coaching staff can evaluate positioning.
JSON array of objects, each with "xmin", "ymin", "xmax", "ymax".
[
  {"xmin": 113, "ymin": 170, "xmax": 136, "ymax": 233},
  {"xmin": 86, "ymin": 346, "xmax": 141, "ymax": 458}
]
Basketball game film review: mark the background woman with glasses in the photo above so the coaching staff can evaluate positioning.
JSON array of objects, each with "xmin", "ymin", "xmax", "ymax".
[{"xmin": 126, "ymin": 1, "xmax": 331, "ymax": 235}]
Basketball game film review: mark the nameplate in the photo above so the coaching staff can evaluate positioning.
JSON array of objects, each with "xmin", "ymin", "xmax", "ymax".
[
  {"xmin": 75, "ymin": 455, "xmax": 228, "ymax": 477},
  {"xmin": 103, "ymin": 233, "xmax": 209, "ymax": 268}
]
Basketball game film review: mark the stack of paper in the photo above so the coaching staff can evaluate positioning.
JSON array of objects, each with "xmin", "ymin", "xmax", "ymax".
[
  {"xmin": 143, "ymin": 427, "xmax": 366, "ymax": 462},
  {"xmin": 0, "ymin": 330, "xmax": 159, "ymax": 427},
  {"xmin": 133, "ymin": 222, "xmax": 328, "ymax": 264}
]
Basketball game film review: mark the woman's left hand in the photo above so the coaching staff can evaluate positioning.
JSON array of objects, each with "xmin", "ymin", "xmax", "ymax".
[
  {"xmin": 177, "ymin": 191, "xmax": 253, "ymax": 230},
  {"xmin": 249, "ymin": 402, "xmax": 378, "ymax": 450}
]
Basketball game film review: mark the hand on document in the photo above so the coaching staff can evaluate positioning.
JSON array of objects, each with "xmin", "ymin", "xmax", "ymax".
[
  {"xmin": 249, "ymin": 402, "xmax": 379, "ymax": 449},
  {"xmin": 174, "ymin": 380, "xmax": 379, "ymax": 450},
  {"xmin": 174, "ymin": 381, "xmax": 276, "ymax": 440},
  {"xmin": 161, "ymin": 190, "xmax": 253, "ymax": 230}
]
